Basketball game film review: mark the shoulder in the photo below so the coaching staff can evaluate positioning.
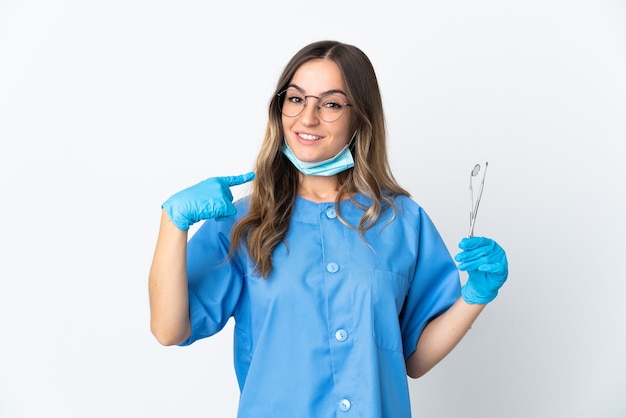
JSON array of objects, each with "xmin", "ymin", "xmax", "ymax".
[
  {"xmin": 234, "ymin": 194, "xmax": 251, "ymax": 216},
  {"xmin": 191, "ymin": 194, "xmax": 251, "ymax": 241},
  {"xmin": 385, "ymin": 194, "xmax": 442, "ymax": 235},
  {"xmin": 385, "ymin": 193, "xmax": 426, "ymax": 222},
  {"xmin": 390, "ymin": 194, "xmax": 421, "ymax": 213},
  {"xmin": 347, "ymin": 192, "xmax": 425, "ymax": 221}
]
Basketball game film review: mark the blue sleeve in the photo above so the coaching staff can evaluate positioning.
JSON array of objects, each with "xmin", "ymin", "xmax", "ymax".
[
  {"xmin": 400, "ymin": 206, "xmax": 461, "ymax": 359},
  {"xmin": 178, "ymin": 217, "xmax": 245, "ymax": 346}
]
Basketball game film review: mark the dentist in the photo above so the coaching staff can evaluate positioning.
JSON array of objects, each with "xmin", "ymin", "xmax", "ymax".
[{"xmin": 149, "ymin": 40, "xmax": 508, "ymax": 418}]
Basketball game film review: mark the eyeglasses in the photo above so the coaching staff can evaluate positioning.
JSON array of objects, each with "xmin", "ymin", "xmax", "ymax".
[
  {"xmin": 468, "ymin": 162, "xmax": 488, "ymax": 237},
  {"xmin": 277, "ymin": 88, "xmax": 352, "ymax": 123}
]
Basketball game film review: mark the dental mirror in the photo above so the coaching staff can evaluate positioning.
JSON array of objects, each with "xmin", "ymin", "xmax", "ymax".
[{"xmin": 468, "ymin": 162, "xmax": 488, "ymax": 237}]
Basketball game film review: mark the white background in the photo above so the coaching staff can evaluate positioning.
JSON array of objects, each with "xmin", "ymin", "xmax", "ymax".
[{"xmin": 1, "ymin": 1, "xmax": 625, "ymax": 417}]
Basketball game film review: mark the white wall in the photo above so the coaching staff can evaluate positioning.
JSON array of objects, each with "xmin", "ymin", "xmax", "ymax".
[{"xmin": 1, "ymin": 1, "xmax": 624, "ymax": 417}]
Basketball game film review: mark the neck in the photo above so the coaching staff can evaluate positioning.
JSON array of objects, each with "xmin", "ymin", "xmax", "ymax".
[{"xmin": 297, "ymin": 174, "xmax": 341, "ymax": 203}]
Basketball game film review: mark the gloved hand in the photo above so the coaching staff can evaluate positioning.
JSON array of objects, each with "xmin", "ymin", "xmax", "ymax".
[
  {"xmin": 162, "ymin": 172, "xmax": 255, "ymax": 231},
  {"xmin": 454, "ymin": 236, "xmax": 508, "ymax": 304}
]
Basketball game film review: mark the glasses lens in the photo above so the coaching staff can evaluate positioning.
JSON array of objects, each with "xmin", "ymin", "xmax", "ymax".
[
  {"xmin": 318, "ymin": 93, "xmax": 347, "ymax": 122},
  {"xmin": 279, "ymin": 89, "xmax": 305, "ymax": 117}
]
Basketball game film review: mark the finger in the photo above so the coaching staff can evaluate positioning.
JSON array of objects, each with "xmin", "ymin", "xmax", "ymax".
[
  {"xmin": 215, "ymin": 204, "xmax": 238, "ymax": 222},
  {"xmin": 457, "ymin": 256, "xmax": 491, "ymax": 272},
  {"xmin": 199, "ymin": 198, "xmax": 237, "ymax": 220},
  {"xmin": 478, "ymin": 263, "xmax": 507, "ymax": 275},
  {"xmin": 221, "ymin": 172, "xmax": 256, "ymax": 187},
  {"xmin": 455, "ymin": 243, "xmax": 495, "ymax": 263},
  {"xmin": 458, "ymin": 236, "xmax": 492, "ymax": 250}
]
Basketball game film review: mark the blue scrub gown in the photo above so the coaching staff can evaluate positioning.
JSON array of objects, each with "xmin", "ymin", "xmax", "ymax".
[{"xmin": 181, "ymin": 194, "xmax": 461, "ymax": 418}]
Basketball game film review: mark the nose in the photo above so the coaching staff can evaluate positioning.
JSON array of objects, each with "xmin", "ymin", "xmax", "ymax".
[{"xmin": 300, "ymin": 96, "xmax": 320, "ymax": 125}]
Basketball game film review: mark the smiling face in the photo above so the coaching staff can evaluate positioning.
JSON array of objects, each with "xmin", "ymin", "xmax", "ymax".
[{"xmin": 281, "ymin": 59, "xmax": 354, "ymax": 164}]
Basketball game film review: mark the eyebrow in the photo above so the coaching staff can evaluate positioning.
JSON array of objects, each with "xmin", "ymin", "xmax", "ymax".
[{"xmin": 286, "ymin": 84, "xmax": 349, "ymax": 98}]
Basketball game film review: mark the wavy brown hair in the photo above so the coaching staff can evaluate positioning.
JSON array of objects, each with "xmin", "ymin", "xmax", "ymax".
[{"xmin": 230, "ymin": 40, "xmax": 410, "ymax": 278}]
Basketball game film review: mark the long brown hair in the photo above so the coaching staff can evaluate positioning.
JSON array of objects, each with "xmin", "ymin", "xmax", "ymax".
[{"xmin": 231, "ymin": 40, "xmax": 409, "ymax": 277}]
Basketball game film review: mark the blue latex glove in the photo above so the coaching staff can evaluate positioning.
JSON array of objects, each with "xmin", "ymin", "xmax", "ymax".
[
  {"xmin": 162, "ymin": 172, "xmax": 255, "ymax": 231},
  {"xmin": 455, "ymin": 236, "xmax": 508, "ymax": 304}
]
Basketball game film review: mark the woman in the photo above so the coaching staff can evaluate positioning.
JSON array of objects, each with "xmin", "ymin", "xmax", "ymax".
[{"xmin": 149, "ymin": 40, "xmax": 508, "ymax": 418}]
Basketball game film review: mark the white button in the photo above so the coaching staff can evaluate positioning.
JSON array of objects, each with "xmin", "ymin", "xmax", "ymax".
[
  {"xmin": 325, "ymin": 208, "xmax": 337, "ymax": 218},
  {"xmin": 326, "ymin": 262, "xmax": 339, "ymax": 273},
  {"xmin": 338, "ymin": 398, "xmax": 351, "ymax": 411},
  {"xmin": 335, "ymin": 329, "xmax": 348, "ymax": 342}
]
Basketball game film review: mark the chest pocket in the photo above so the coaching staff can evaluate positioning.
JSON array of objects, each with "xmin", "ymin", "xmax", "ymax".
[{"xmin": 371, "ymin": 269, "xmax": 410, "ymax": 352}]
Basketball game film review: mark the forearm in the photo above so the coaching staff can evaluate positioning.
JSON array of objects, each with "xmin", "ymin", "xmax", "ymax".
[
  {"xmin": 406, "ymin": 297, "xmax": 485, "ymax": 378},
  {"xmin": 148, "ymin": 209, "xmax": 192, "ymax": 346}
]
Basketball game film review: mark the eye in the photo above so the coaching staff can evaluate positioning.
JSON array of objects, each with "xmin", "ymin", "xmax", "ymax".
[
  {"xmin": 320, "ymin": 100, "xmax": 343, "ymax": 112},
  {"xmin": 322, "ymin": 101, "xmax": 342, "ymax": 109},
  {"xmin": 286, "ymin": 92, "xmax": 304, "ymax": 104},
  {"xmin": 320, "ymin": 96, "xmax": 345, "ymax": 110}
]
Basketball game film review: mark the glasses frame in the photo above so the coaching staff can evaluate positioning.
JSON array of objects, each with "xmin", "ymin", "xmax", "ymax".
[{"xmin": 277, "ymin": 88, "xmax": 353, "ymax": 123}]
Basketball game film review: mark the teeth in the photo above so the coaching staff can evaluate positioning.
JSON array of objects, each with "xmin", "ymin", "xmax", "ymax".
[{"xmin": 299, "ymin": 133, "xmax": 321, "ymax": 141}]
